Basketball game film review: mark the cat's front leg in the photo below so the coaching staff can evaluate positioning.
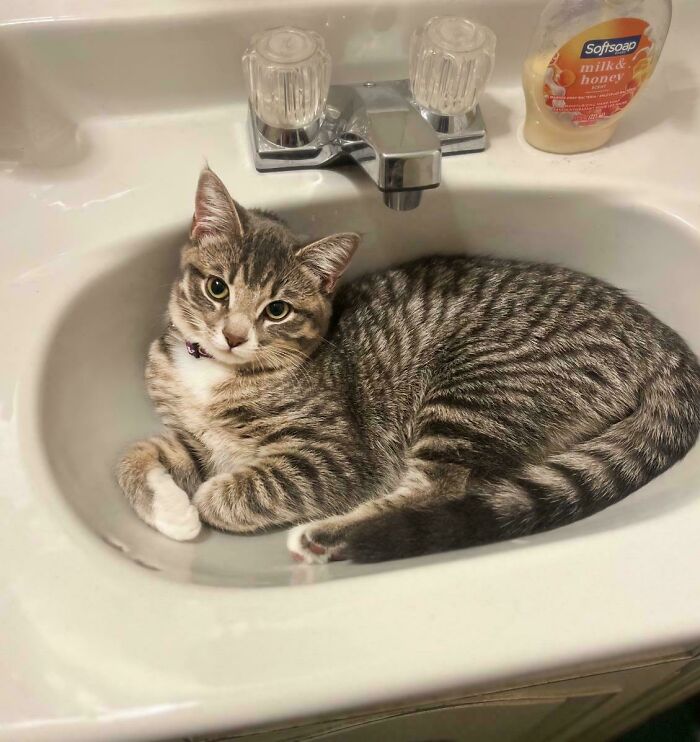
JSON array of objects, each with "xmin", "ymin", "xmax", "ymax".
[
  {"xmin": 193, "ymin": 459, "xmax": 310, "ymax": 533},
  {"xmin": 117, "ymin": 432, "xmax": 202, "ymax": 541}
]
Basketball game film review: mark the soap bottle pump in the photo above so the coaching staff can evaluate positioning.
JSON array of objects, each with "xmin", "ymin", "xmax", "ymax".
[{"xmin": 522, "ymin": 0, "xmax": 672, "ymax": 153}]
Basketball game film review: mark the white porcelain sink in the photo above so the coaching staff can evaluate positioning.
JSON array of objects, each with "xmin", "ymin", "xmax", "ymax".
[
  {"xmin": 2, "ymin": 0, "xmax": 700, "ymax": 739},
  {"xmin": 28, "ymin": 188, "xmax": 700, "ymax": 588}
]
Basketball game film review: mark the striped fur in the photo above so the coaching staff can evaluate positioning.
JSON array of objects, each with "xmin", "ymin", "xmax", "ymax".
[{"xmin": 117, "ymin": 168, "xmax": 700, "ymax": 561}]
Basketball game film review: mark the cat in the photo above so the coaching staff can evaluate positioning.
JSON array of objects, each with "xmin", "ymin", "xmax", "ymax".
[{"xmin": 117, "ymin": 166, "xmax": 700, "ymax": 564}]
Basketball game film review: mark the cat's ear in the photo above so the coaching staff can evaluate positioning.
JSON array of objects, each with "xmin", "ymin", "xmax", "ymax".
[
  {"xmin": 296, "ymin": 233, "xmax": 359, "ymax": 293},
  {"xmin": 190, "ymin": 167, "xmax": 245, "ymax": 242}
]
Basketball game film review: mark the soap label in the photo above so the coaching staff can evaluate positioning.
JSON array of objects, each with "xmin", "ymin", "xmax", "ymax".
[
  {"xmin": 544, "ymin": 18, "xmax": 655, "ymax": 126},
  {"xmin": 580, "ymin": 35, "xmax": 641, "ymax": 58}
]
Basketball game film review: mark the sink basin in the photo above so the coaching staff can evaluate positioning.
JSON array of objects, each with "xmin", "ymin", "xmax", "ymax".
[{"xmin": 30, "ymin": 187, "xmax": 700, "ymax": 587}]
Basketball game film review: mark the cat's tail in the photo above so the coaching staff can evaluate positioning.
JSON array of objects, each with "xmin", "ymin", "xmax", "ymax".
[{"xmin": 292, "ymin": 355, "xmax": 700, "ymax": 564}]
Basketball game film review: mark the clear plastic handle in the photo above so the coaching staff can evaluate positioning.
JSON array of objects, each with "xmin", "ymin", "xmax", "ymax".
[
  {"xmin": 242, "ymin": 26, "xmax": 331, "ymax": 131},
  {"xmin": 410, "ymin": 16, "xmax": 496, "ymax": 117}
]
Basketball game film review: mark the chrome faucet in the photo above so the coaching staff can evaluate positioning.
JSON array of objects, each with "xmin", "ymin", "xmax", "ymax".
[
  {"xmin": 243, "ymin": 19, "xmax": 495, "ymax": 211},
  {"xmin": 337, "ymin": 80, "xmax": 442, "ymax": 211}
]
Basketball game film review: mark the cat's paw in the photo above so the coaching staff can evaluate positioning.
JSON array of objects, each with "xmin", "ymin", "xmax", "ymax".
[
  {"xmin": 148, "ymin": 470, "xmax": 201, "ymax": 541},
  {"xmin": 192, "ymin": 474, "xmax": 231, "ymax": 529},
  {"xmin": 286, "ymin": 521, "xmax": 348, "ymax": 565},
  {"xmin": 194, "ymin": 474, "xmax": 272, "ymax": 532}
]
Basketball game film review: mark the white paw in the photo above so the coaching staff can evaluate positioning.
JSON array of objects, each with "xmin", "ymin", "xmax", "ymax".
[
  {"xmin": 154, "ymin": 501, "xmax": 201, "ymax": 542},
  {"xmin": 286, "ymin": 523, "xmax": 331, "ymax": 565},
  {"xmin": 147, "ymin": 470, "xmax": 201, "ymax": 541}
]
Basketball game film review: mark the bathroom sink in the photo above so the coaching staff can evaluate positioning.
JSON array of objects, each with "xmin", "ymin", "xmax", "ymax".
[
  {"xmin": 28, "ymin": 187, "xmax": 700, "ymax": 587},
  {"xmin": 3, "ymin": 0, "xmax": 700, "ymax": 739}
]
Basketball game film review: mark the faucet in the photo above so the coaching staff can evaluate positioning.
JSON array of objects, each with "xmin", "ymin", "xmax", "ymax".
[
  {"xmin": 243, "ymin": 19, "xmax": 496, "ymax": 211},
  {"xmin": 339, "ymin": 81, "xmax": 441, "ymax": 211}
]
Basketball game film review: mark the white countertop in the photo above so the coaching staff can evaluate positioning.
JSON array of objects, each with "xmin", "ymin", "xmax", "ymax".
[{"xmin": 1, "ymin": 2, "xmax": 700, "ymax": 740}]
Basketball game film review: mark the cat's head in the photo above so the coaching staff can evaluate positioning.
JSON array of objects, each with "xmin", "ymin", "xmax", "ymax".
[{"xmin": 168, "ymin": 167, "xmax": 359, "ymax": 369}]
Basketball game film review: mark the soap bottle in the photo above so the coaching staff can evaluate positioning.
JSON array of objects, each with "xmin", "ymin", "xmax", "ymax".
[{"xmin": 522, "ymin": 0, "xmax": 671, "ymax": 153}]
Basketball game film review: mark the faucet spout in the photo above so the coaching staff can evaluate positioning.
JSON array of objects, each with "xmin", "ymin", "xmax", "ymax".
[
  {"xmin": 342, "ymin": 81, "xmax": 441, "ymax": 207},
  {"xmin": 382, "ymin": 190, "xmax": 424, "ymax": 210}
]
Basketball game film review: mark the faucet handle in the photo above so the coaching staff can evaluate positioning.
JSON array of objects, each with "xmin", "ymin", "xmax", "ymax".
[
  {"xmin": 242, "ymin": 27, "xmax": 331, "ymax": 145},
  {"xmin": 409, "ymin": 16, "xmax": 496, "ymax": 119}
]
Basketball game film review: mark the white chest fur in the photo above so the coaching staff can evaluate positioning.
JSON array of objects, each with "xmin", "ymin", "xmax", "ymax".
[
  {"xmin": 172, "ymin": 343, "xmax": 232, "ymax": 404},
  {"xmin": 171, "ymin": 344, "xmax": 258, "ymax": 474}
]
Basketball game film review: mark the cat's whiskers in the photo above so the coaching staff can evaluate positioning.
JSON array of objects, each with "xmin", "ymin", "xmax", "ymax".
[
  {"xmin": 258, "ymin": 345, "xmax": 311, "ymax": 386},
  {"xmin": 276, "ymin": 349, "xmax": 312, "ymax": 387},
  {"xmin": 318, "ymin": 335, "xmax": 347, "ymax": 360}
]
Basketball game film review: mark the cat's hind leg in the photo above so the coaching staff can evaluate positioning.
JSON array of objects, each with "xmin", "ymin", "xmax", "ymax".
[
  {"xmin": 117, "ymin": 432, "xmax": 202, "ymax": 541},
  {"xmin": 287, "ymin": 460, "xmax": 475, "ymax": 564}
]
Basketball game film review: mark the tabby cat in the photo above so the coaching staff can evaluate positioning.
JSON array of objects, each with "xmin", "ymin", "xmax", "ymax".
[{"xmin": 117, "ymin": 167, "xmax": 700, "ymax": 563}]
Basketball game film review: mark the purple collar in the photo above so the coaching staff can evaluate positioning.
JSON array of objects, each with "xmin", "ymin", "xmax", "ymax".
[{"xmin": 186, "ymin": 341, "xmax": 213, "ymax": 359}]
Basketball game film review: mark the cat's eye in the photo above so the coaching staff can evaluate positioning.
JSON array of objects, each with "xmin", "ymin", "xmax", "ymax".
[
  {"xmin": 264, "ymin": 300, "xmax": 291, "ymax": 321},
  {"xmin": 206, "ymin": 276, "xmax": 229, "ymax": 301}
]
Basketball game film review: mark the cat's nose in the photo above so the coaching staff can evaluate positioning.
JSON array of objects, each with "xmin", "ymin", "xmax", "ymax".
[{"xmin": 223, "ymin": 330, "xmax": 247, "ymax": 349}]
